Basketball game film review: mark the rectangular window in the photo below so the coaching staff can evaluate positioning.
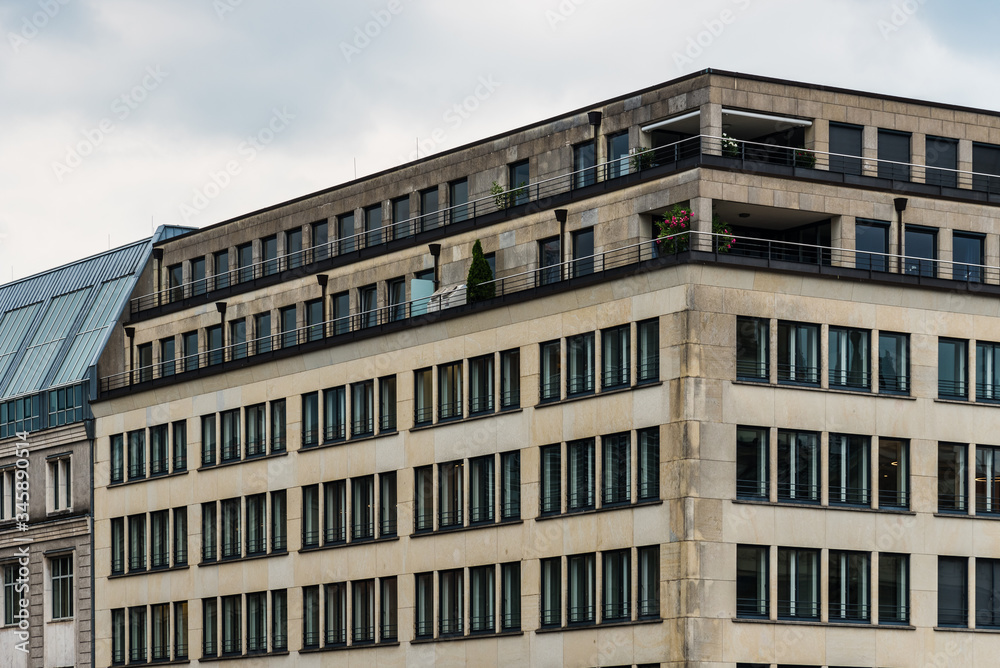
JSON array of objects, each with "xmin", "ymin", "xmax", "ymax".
[
  {"xmin": 254, "ymin": 312, "xmax": 271, "ymax": 355},
  {"xmin": 469, "ymin": 354, "xmax": 494, "ymax": 415},
  {"xmin": 638, "ymin": 545, "xmax": 660, "ymax": 618},
  {"xmin": 939, "ymin": 338, "xmax": 969, "ymax": 399},
  {"xmin": 182, "ymin": 330, "xmax": 198, "ymax": 372},
  {"xmin": 602, "ymin": 433, "xmax": 630, "ymax": 505},
  {"xmin": 939, "ymin": 442, "xmax": 968, "ymax": 513},
  {"xmin": 573, "ymin": 141, "xmax": 596, "ymax": 188},
  {"xmin": 201, "ymin": 502, "xmax": 216, "ymax": 562},
  {"xmin": 736, "ymin": 426, "xmax": 768, "ymax": 500},
  {"xmin": 977, "ymin": 445, "xmax": 1000, "ymax": 515},
  {"xmin": 351, "ymin": 476, "xmax": 375, "ymax": 540},
  {"xmin": 213, "ymin": 411, "xmax": 238, "ymax": 465},
  {"xmin": 311, "ymin": 220, "xmax": 329, "ymax": 262},
  {"xmin": 829, "ymin": 551, "xmax": 870, "ymax": 622},
  {"xmin": 737, "ymin": 545, "xmax": 769, "ymax": 618},
  {"xmin": 637, "ymin": 427, "xmax": 660, "ymax": 500},
  {"xmin": 500, "ymin": 451, "xmax": 520, "ymax": 520},
  {"xmin": 777, "ymin": 548, "xmax": 820, "ymax": 620},
  {"xmin": 973, "ymin": 141, "xmax": 1000, "ymax": 192},
  {"xmin": 567, "ymin": 333, "xmax": 594, "ymax": 396},
  {"xmin": 879, "ymin": 553, "xmax": 909, "ymax": 625},
  {"xmin": 151, "ymin": 602, "xmax": 169, "ymax": 661},
  {"xmin": 332, "ymin": 291, "xmax": 350, "ymax": 335},
  {"xmin": 246, "ymin": 494, "xmax": 266, "ymax": 555},
  {"xmin": 440, "ymin": 569, "xmax": 464, "ymax": 636},
  {"xmin": 206, "ymin": 324, "xmax": 223, "ymax": 365},
  {"xmin": 439, "ymin": 460, "xmax": 464, "ymax": 528},
  {"xmin": 305, "ymin": 298, "xmax": 323, "ymax": 342},
  {"xmin": 247, "ymin": 591, "xmax": 266, "ymax": 653},
  {"xmin": 112, "ymin": 608, "xmax": 125, "ymax": 664},
  {"xmin": 419, "ymin": 187, "xmax": 440, "ymax": 231},
  {"xmin": 439, "ymin": 361, "xmax": 462, "ymax": 420},
  {"xmin": 926, "ymin": 135, "xmax": 958, "ymax": 187},
  {"xmin": 280, "ymin": 305, "xmax": 297, "ymax": 348},
  {"xmin": 221, "ymin": 594, "xmax": 242, "ymax": 655},
  {"xmin": 50, "ymin": 555, "xmax": 73, "ymax": 619},
  {"xmin": 245, "ymin": 404, "xmax": 265, "ymax": 457},
  {"xmin": 939, "ymin": 556, "xmax": 968, "ymax": 627},
  {"xmin": 271, "ymin": 490, "xmax": 286, "ymax": 552},
  {"xmin": 567, "ymin": 438, "xmax": 595, "ymax": 511},
  {"xmin": 127, "ymin": 429, "xmax": 145, "ymax": 480},
  {"xmin": 286, "ymin": 228, "xmax": 303, "ymax": 268},
  {"xmin": 414, "ymin": 466, "xmax": 433, "ymax": 532},
  {"xmin": 976, "ymin": 558, "xmax": 1000, "ymax": 628},
  {"xmin": 469, "ymin": 455, "xmax": 495, "ymax": 524},
  {"xmin": 829, "ymin": 121, "xmax": 863, "ymax": 175},
  {"xmin": 229, "ymin": 319, "xmax": 247, "ymax": 360},
  {"xmin": 540, "ymin": 340, "xmax": 561, "ymax": 401},
  {"xmin": 977, "ymin": 341, "xmax": 1000, "ymax": 401},
  {"xmin": 379, "ymin": 375, "xmax": 397, "ymax": 432},
  {"xmin": 603, "ymin": 549, "xmax": 630, "ymax": 621},
  {"xmin": 365, "ymin": 203, "xmax": 384, "ymax": 247},
  {"xmin": 470, "ymin": 565, "xmax": 495, "ymax": 633},
  {"xmin": 879, "ymin": 438, "xmax": 910, "ymax": 509},
  {"xmin": 392, "ymin": 195, "xmax": 411, "ymax": 238},
  {"xmin": 567, "ymin": 553, "xmax": 595, "ymax": 624},
  {"xmin": 501, "ymin": 562, "xmax": 521, "ymax": 631},
  {"xmin": 387, "ymin": 276, "xmax": 406, "ymax": 322},
  {"xmin": 777, "ymin": 321, "xmax": 819, "ymax": 385},
  {"xmin": 953, "ymin": 232, "xmax": 984, "ymax": 282},
  {"xmin": 351, "ymin": 380, "xmax": 374, "ymax": 437},
  {"xmin": 190, "ymin": 256, "xmax": 206, "ymax": 297},
  {"xmin": 111, "ymin": 517, "xmax": 125, "ymax": 575},
  {"xmin": 110, "ymin": 434, "xmax": 124, "ymax": 484},
  {"xmin": 270, "ymin": 400, "xmax": 286, "ymax": 452},
  {"xmin": 636, "ymin": 319, "xmax": 659, "ymax": 383},
  {"xmin": 149, "ymin": 425, "xmax": 168, "ymax": 475},
  {"xmin": 173, "ymin": 507, "xmax": 187, "ymax": 566},
  {"xmin": 855, "ymin": 220, "xmax": 890, "ymax": 272},
  {"xmin": 449, "ymin": 178, "xmax": 469, "ymax": 223},
  {"xmin": 414, "ymin": 572, "xmax": 434, "ymax": 638},
  {"xmin": 571, "ymin": 227, "xmax": 594, "ymax": 278},
  {"xmin": 303, "ymin": 585, "xmax": 319, "ymax": 648},
  {"xmin": 201, "ymin": 415, "xmax": 217, "ymax": 466},
  {"xmin": 352, "ymin": 580, "xmax": 375, "ymax": 643},
  {"xmin": 323, "ymin": 386, "xmax": 346, "ymax": 441},
  {"xmin": 380, "ymin": 577, "xmax": 398, "ymax": 642},
  {"xmin": 607, "ymin": 131, "xmax": 630, "ymax": 177},
  {"xmin": 877, "ymin": 128, "xmax": 911, "ymax": 180},
  {"xmin": 302, "ymin": 392, "xmax": 319, "ymax": 447},
  {"xmin": 129, "ymin": 606, "xmax": 147, "ymax": 663},
  {"xmin": 302, "ymin": 484, "xmax": 319, "ymax": 548},
  {"xmin": 160, "ymin": 337, "xmax": 175, "ymax": 377},
  {"xmin": 48, "ymin": 455, "xmax": 72, "ymax": 511},
  {"xmin": 736, "ymin": 317, "xmax": 769, "ymax": 381},
  {"xmin": 338, "ymin": 212, "xmax": 356, "ymax": 254},
  {"xmin": 325, "ymin": 583, "xmax": 348, "ymax": 645},
  {"xmin": 150, "ymin": 509, "xmax": 169, "ymax": 568},
  {"xmin": 272, "ymin": 590, "xmax": 287, "ymax": 651},
  {"xmin": 500, "ymin": 348, "xmax": 520, "ymax": 409},
  {"xmin": 540, "ymin": 557, "xmax": 561, "ymax": 627},
  {"xmin": 829, "ymin": 327, "xmax": 870, "ymax": 389},
  {"xmin": 879, "ymin": 332, "xmax": 909, "ymax": 394},
  {"xmin": 540, "ymin": 444, "xmax": 561, "ymax": 515},
  {"xmin": 538, "ymin": 236, "xmax": 561, "ymax": 286},
  {"xmin": 777, "ymin": 430, "xmax": 819, "ymax": 503},
  {"xmin": 904, "ymin": 226, "xmax": 938, "ymax": 277},
  {"xmin": 379, "ymin": 472, "xmax": 397, "ymax": 537},
  {"xmin": 508, "ymin": 160, "xmax": 529, "ymax": 206},
  {"xmin": 203, "ymin": 598, "xmax": 218, "ymax": 657},
  {"xmin": 220, "ymin": 498, "xmax": 241, "ymax": 559},
  {"xmin": 414, "ymin": 368, "xmax": 433, "ymax": 425},
  {"xmin": 359, "ymin": 284, "xmax": 377, "ymax": 328},
  {"xmin": 829, "ymin": 434, "xmax": 870, "ymax": 506},
  {"xmin": 602, "ymin": 325, "xmax": 629, "ymax": 389},
  {"xmin": 213, "ymin": 250, "xmax": 230, "ymax": 291},
  {"xmin": 172, "ymin": 421, "xmax": 187, "ymax": 472},
  {"xmin": 129, "ymin": 514, "xmax": 146, "ymax": 571},
  {"xmin": 168, "ymin": 263, "xmax": 182, "ymax": 300}
]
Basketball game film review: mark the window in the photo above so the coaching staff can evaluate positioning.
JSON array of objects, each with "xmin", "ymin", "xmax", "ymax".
[
  {"xmin": 177, "ymin": 604, "xmax": 191, "ymax": 660},
  {"xmin": 311, "ymin": 220, "xmax": 329, "ymax": 263},
  {"xmin": 449, "ymin": 178, "xmax": 469, "ymax": 223},
  {"xmin": 387, "ymin": 276, "xmax": 406, "ymax": 322},
  {"xmin": 130, "ymin": 606, "xmax": 147, "ymax": 662},
  {"xmin": 438, "ymin": 361, "xmax": 462, "ymax": 420},
  {"xmin": 206, "ymin": 324, "xmax": 223, "ymax": 365},
  {"xmin": 736, "ymin": 317, "xmax": 769, "ymax": 380},
  {"xmin": 601, "ymin": 325, "xmax": 629, "ymax": 389},
  {"xmin": 302, "ymin": 586, "xmax": 320, "ymax": 648},
  {"xmin": 172, "ymin": 421, "xmax": 187, "ymax": 472},
  {"xmin": 414, "ymin": 368, "xmax": 433, "ymax": 424},
  {"xmin": 286, "ymin": 228, "xmax": 303, "ymax": 268},
  {"xmin": 777, "ymin": 548, "xmax": 819, "ymax": 620},
  {"xmin": 136, "ymin": 342, "xmax": 152, "ymax": 381},
  {"xmin": 127, "ymin": 430, "xmax": 145, "ymax": 480},
  {"xmin": 280, "ymin": 305, "xmax": 297, "ymax": 348},
  {"xmin": 359, "ymin": 284, "xmax": 378, "ymax": 328},
  {"xmin": 925, "ymin": 135, "xmax": 958, "ymax": 187},
  {"xmin": 271, "ymin": 491, "xmax": 286, "ymax": 552},
  {"xmin": 392, "ymin": 195, "xmax": 411, "ymax": 238},
  {"xmin": 332, "ymin": 291, "xmax": 350, "ymax": 335},
  {"xmin": 777, "ymin": 321, "xmax": 819, "ymax": 385},
  {"xmin": 607, "ymin": 131, "xmax": 630, "ymax": 178},
  {"xmin": 829, "ymin": 434, "xmax": 870, "ymax": 506},
  {"xmin": 302, "ymin": 392, "xmax": 319, "ymax": 447},
  {"xmin": 50, "ymin": 555, "xmax": 73, "ymax": 619},
  {"xmin": 168, "ymin": 263, "xmax": 183, "ymax": 301},
  {"xmin": 567, "ymin": 553, "xmax": 595, "ymax": 624},
  {"xmin": 737, "ymin": 427, "xmax": 768, "ymax": 500},
  {"xmin": 636, "ymin": 318, "xmax": 659, "ymax": 383},
  {"xmin": 538, "ymin": 236, "xmax": 561, "ymax": 285},
  {"xmin": 879, "ymin": 438, "xmax": 909, "ymax": 509},
  {"xmin": 160, "ymin": 337, "xmax": 175, "ymax": 377},
  {"xmin": 380, "ymin": 577, "xmax": 398, "ymax": 641},
  {"xmin": 302, "ymin": 484, "xmax": 319, "ymax": 548},
  {"xmin": 540, "ymin": 444, "xmax": 561, "ymax": 515},
  {"xmin": 201, "ymin": 415, "xmax": 217, "ymax": 466},
  {"xmin": 129, "ymin": 515, "xmax": 146, "ymax": 571},
  {"xmin": 254, "ymin": 312, "xmax": 271, "ymax": 354},
  {"xmin": 351, "ymin": 476, "xmax": 374, "ymax": 540},
  {"xmin": 182, "ymin": 330, "xmax": 198, "ymax": 372},
  {"xmin": 939, "ymin": 338, "xmax": 968, "ymax": 399},
  {"xmin": 567, "ymin": 439, "xmax": 595, "ymax": 511},
  {"xmin": 976, "ymin": 558, "xmax": 1000, "ymax": 628},
  {"xmin": 323, "ymin": 386, "xmax": 346, "ymax": 441},
  {"xmin": 500, "ymin": 348, "xmax": 520, "ymax": 408},
  {"xmin": 939, "ymin": 442, "xmax": 967, "ymax": 513},
  {"xmin": 150, "ymin": 510, "xmax": 169, "ymax": 568},
  {"xmin": 48, "ymin": 455, "xmax": 71, "ymax": 511},
  {"xmin": 111, "ymin": 517, "xmax": 125, "ymax": 574},
  {"xmin": 272, "ymin": 590, "xmax": 288, "ymax": 651},
  {"xmin": 246, "ymin": 494, "xmax": 266, "ymax": 555},
  {"xmin": 953, "ymin": 232, "xmax": 983, "ymax": 282},
  {"xmin": 379, "ymin": 472, "xmax": 397, "ymax": 537},
  {"xmin": 939, "ymin": 556, "xmax": 968, "ymax": 627},
  {"xmin": 220, "ymin": 498, "xmax": 241, "ymax": 559},
  {"xmin": 220, "ymin": 408, "xmax": 240, "ymax": 462},
  {"xmin": 540, "ymin": 340, "xmax": 561, "ymax": 401},
  {"xmin": 414, "ymin": 572, "xmax": 434, "ymax": 638},
  {"xmin": 977, "ymin": 341, "xmax": 1000, "ymax": 401},
  {"xmin": 149, "ymin": 425, "xmax": 168, "ymax": 475},
  {"xmin": 977, "ymin": 445, "xmax": 1000, "ymax": 515},
  {"xmin": 203, "ymin": 598, "xmax": 218, "ymax": 657},
  {"xmin": 638, "ymin": 545, "xmax": 660, "ymax": 618},
  {"xmin": 829, "ymin": 122, "xmax": 863, "ymax": 175},
  {"xmin": 634, "ymin": 427, "xmax": 660, "ymax": 501},
  {"xmin": 829, "ymin": 327, "xmax": 869, "ymax": 389},
  {"xmin": 777, "ymin": 430, "xmax": 819, "ymax": 503},
  {"xmin": 191, "ymin": 256, "xmax": 206, "ymax": 296},
  {"xmin": 571, "ymin": 227, "xmax": 594, "ymax": 277},
  {"xmin": 270, "ymin": 400, "xmax": 286, "ymax": 452},
  {"xmin": 469, "ymin": 455, "xmax": 495, "ymax": 524},
  {"xmin": 877, "ymin": 128, "xmax": 911, "ymax": 180},
  {"xmin": 439, "ymin": 460, "xmax": 463, "ymax": 528},
  {"xmin": 379, "ymin": 375, "xmax": 396, "ymax": 432},
  {"xmin": 878, "ymin": 332, "xmax": 909, "ymax": 393},
  {"xmin": 603, "ymin": 549, "xmax": 629, "ymax": 621},
  {"xmin": 855, "ymin": 220, "xmax": 889, "ymax": 272},
  {"xmin": 414, "ymin": 466, "xmax": 433, "ymax": 532},
  {"xmin": 440, "ymin": 569, "xmax": 463, "ymax": 635},
  {"xmin": 469, "ymin": 354, "xmax": 494, "ymax": 415},
  {"xmin": 201, "ymin": 502, "xmax": 216, "ymax": 562},
  {"xmin": 879, "ymin": 553, "xmax": 909, "ymax": 625},
  {"xmin": 904, "ymin": 226, "xmax": 937, "ymax": 277},
  {"xmin": 470, "ymin": 565, "xmax": 495, "ymax": 633},
  {"xmin": 338, "ymin": 212, "xmax": 356, "ymax": 254},
  {"xmin": 213, "ymin": 250, "xmax": 230, "ymax": 290},
  {"xmin": 305, "ymin": 298, "xmax": 323, "ymax": 342},
  {"xmin": 353, "ymin": 580, "xmax": 375, "ymax": 643},
  {"xmin": 262, "ymin": 235, "xmax": 278, "ymax": 275},
  {"xmin": 602, "ymin": 433, "xmax": 630, "ymax": 505},
  {"xmin": 573, "ymin": 141, "xmax": 596, "ymax": 188},
  {"xmin": 737, "ymin": 545, "xmax": 769, "ymax": 618},
  {"xmin": 247, "ymin": 591, "xmax": 266, "ymax": 653},
  {"xmin": 110, "ymin": 434, "xmax": 124, "ymax": 484},
  {"xmin": 245, "ymin": 404, "xmax": 265, "ymax": 457},
  {"xmin": 173, "ymin": 507, "xmax": 188, "ymax": 565},
  {"xmin": 365, "ymin": 203, "xmax": 384, "ymax": 247},
  {"xmin": 540, "ymin": 557, "xmax": 561, "ymax": 627},
  {"xmin": 501, "ymin": 451, "xmax": 520, "ymax": 520},
  {"xmin": 973, "ymin": 141, "xmax": 1000, "ymax": 192},
  {"xmin": 151, "ymin": 603, "xmax": 169, "ymax": 660},
  {"xmin": 501, "ymin": 562, "xmax": 521, "ymax": 631},
  {"xmin": 420, "ymin": 187, "xmax": 440, "ymax": 231},
  {"xmin": 351, "ymin": 380, "xmax": 374, "ymax": 437},
  {"xmin": 112, "ymin": 608, "xmax": 125, "ymax": 664},
  {"xmin": 508, "ymin": 160, "xmax": 529, "ymax": 206},
  {"xmin": 567, "ymin": 333, "xmax": 594, "ymax": 396},
  {"xmin": 327, "ymin": 585, "xmax": 348, "ymax": 648},
  {"xmin": 221, "ymin": 594, "xmax": 241, "ymax": 655},
  {"xmin": 829, "ymin": 551, "xmax": 869, "ymax": 622}
]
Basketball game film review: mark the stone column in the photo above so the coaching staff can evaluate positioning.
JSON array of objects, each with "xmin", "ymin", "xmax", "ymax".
[
  {"xmin": 911, "ymin": 133, "xmax": 926, "ymax": 184},
  {"xmin": 699, "ymin": 102, "xmax": 723, "ymax": 156},
  {"xmin": 690, "ymin": 196, "xmax": 713, "ymax": 252},
  {"xmin": 958, "ymin": 139, "xmax": 973, "ymax": 189}
]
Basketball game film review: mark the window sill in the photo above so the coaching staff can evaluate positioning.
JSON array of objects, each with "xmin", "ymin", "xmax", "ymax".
[
  {"xmin": 197, "ymin": 450, "xmax": 288, "ymax": 472},
  {"xmin": 110, "ymin": 563, "xmax": 189, "ymax": 580},
  {"xmin": 533, "ymin": 382, "xmax": 664, "ymax": 410},
  {"xmin": 732, "ymin": 617, "xmax": 914, "ymax": 630},
  {"xmin": 118, "ymin": 659, "xmax": 191, "ymax": 666},
  {"xmin": 410, "ymin": 630, "xmax": 523, "ymax": 644},
  {"xmin": 299, "ymin": 641, "xmax": 399, "ymax": 653},
  {"xmin": 199, "ymin": 550, "xmax": 288, "ymax": 567},
  {"xmin": 732, "ymin": 380, "xmax": 915, "ymax": 400},
  {"xmin": 535, "ymin": 499, "xmax": 663, "ymax": 522},
  {"xmin": 300, "ymin": 536, "xmax": 399, "ymax": 552},
  {"xmin": 199, "ymin": 651, "xmax": 288, "ymax": 662},
  {"xmin": 409, "ymin": 407, "xmax": 525, "ymax": 433},
  {"xmin": 731, "ymin": 499, "xmax": 915, "ymax": 515},
  {"xmin": 300, "ymin": 429, "xmax": 399, "ymax": 454},
  {"xmin": 110, "ymin": 469, "xmax": 189, "ymax": 488},
  {"xmin": 534, "ymin": 617, "xmax": 663, "ymax": 634},
  {"xmin": 410, "ymin": 518, "xmax": 523, "ymax": 538}
]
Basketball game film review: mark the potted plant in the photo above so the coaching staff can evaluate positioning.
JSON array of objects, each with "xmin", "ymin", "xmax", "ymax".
[
  {"xmin": 721, "ymin": 132, "xmax": 741, "ymax": 158},
  {"xmin": 630, "ymin": 146, "xmax": 654, "ymax": 172},
  {"xmin": 794, "ymin": 149, "xmax": 816, "ymax": 168},
  {"xmin": 466, "ymin": 239, "xmax": 495, "ymax": 303},
  {"xmin": 655, "ymin": 203, "xmax": 736, "ymax": 254}
]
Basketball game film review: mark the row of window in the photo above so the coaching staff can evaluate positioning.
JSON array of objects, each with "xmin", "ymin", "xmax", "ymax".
[
  {"xmin": 202, "ymin": 492, "xmax": 288, "ymax": 563},
  {"xmin": 736, "ymin": 546, "xmax": 909, "ymax": 625},
  {"xmin": 411, "ymin": 565, "xmax": 519, "ymax": 641},
  {"xmin": 938, "ymin": 555, "xmax": 1000, "ymax": 628},
  {"xmin": 852, "ymin": 218, "xmax": 987, "ymax": 280},
  {"xmin": 111, "ymin": 602, "xmax": 190, "ymax": 664},
  {"xmin": 110, "ymin": 422, "xmax": 189, "ymax": 484},
  {"xmin": 2, "ymin": 555, "xmax": 73, "ymax": 623},
  {"xmin": 303, "ymin": 376, "xmax": 395, "ymax": 445},
  {"xmin": 0, "ymin": 384, "xmax": 86, "ymax": 438},
  {"xmin": 302, "ymin": 474, "xmax": 396, "ymax": 548},
  {"xmin": 111, "ymin": 507, "xmax": 188, "ymax": 575},
  {"xmin": 413, "ymin": 453, "xmax": 519, "ymax": 533},
  {"xmin": 0, "ymin": 454, "xmax": 71, "ymax": 521},
  {"xmin": 938, "ymin": 442, "xmax": 1000, "ymax": 515}
]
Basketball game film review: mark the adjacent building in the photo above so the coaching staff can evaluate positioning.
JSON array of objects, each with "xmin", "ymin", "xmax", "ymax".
[{"xmin": 91, "ymin": 70, "xmax": 1000, "ymax": 667}]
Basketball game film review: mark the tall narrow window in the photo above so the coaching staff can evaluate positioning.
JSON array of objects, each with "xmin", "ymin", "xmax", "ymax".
[
  {"xmin": 247, "ymin": 592, "xmax": 267, "ymax": 653},
  {"xmin": 638, "ymin": 545, "xmax": 660, "ymax": 618},
  {"xmin": 351, "ymin": 476, "xmax": 374, "ymax": 540},
  {"xmin": 272, "ymin": 590, "xmax": 288, "ymax": 651},
  {"xmin": 939, "ymin": 442, "xmax": 968, "ymax": 513},
  {"xmin": 540, "ymin": 557, "xmax": 561, "ymax": 627},
  {"xmin": 332, "ymin": 291, "xmax": 350, "ymax": 335},
  {"xmin": 829, "ymin": 327, "xmax": 870, "ymax": 389},
  {"xmin": 323, "ymin": 386, "xmax": 346, "ymax": 441},
  {"xmin": 183, "ymin": 330, "xmax": 198, "ymax": 372},
  {"xmin": 129, "ymin": 514, "xmax": 146, "ymax": 571},
  {"xmin": 567, "ymin": 553, "xmax": 595, "ymax": 624},
  {"xmin": 567, "ymin": 333, "xmax": 594, "ymax": 396},
  {"xmin": 538, "ymin": 236, "xmax": 561, "ymax": 286},
  {"xmin": 938, "ymin": 556, "xmax": 968, "ymax": 627},
  {"xmin": 302, "ymin": 485, "xmax": 319, "ymax": 548},
  {"xmin": 953, "ymin": 232, "xmax": 984, "ymax": 282},
  {"xmin": 379, "ymin": 472, "xmax": 397, "ymax": 537},
  {"xmin": 976, "ymin": 558, "xmax": 1000, "ymax": 628},
  {"xmin": 879, "ymin": 332, "xmax": 909, "ymax": 394},
  {"xmin": 602, "ymin": 325, "xmax": 630, "ymax": 389},
  {"xmin": 221, "ymin": 594, "xmax": 241, "ymax": 655},
  {"xmin": 220, "ymin": 409, "xmax": 240, "ymax": 462},
  {"xmin": 440, "ymin": 569, "xmax": 464, "ymax": 636},
  {"xmin": 469, "ymin": 354, "xmax": 494, "ymax": 415},
  {"xmin": 286, "ymin": 228, "xmax": 303, "ymax": 268},
  {"xmin": 245, "ymin": 404, "xmax": 265, "ymax": 457},
  {"xmin": 203, "ymin": 598, "xmax": 218, "ymax": 657},
  {"xmin": 311, "ymin": 220, "xmax": 329, "ymax": 263},
  {"xmin": 191, "ymin": 256, "xmax": 206, "ymax": 296},
  {"xmin": 246, "ymin": 494, "xmax": 266, "ymax": 555},
  {"xmin": 127, "ymin": 430, "xmax": 145, "ymax": 480},
  {"xmin": 567, "ymin": 439, "xmax": 595, "ymax": 511},
  {"xmin": 302, "ymin": 586, "xmax": 320, "ymax": 648},
  {"xmin": 638, "ymin": 427, "xmax": 660, "ymax": 500},
  {"xmin": 777, "ymin": 430, "xmax": 819, "ymax": 503},
  {"xmin": 220, "ymin": 498, "xmax": 241, "ymax": 559},
  {"xmin": 351, "ymin": 380, "xmax": 374, "ymax": 437},
  {"xmin": 877, "ymin": 128, "xmax": 911, "ymax": 180},
  {"xmin": 236, "ymin": 243, "xmax": 252, "ymax": 283},
  {"xmin": 777, "ymin": 321, "xmax": 819, "ymax": 385},
  {"xmin": 173, "ymin": 507, "xmax": 188, "ymax": 565},
  {"xmin": 469, "ymin": 455, "xmax": 495, "ymax": 524},
  {"xmin": 977, "ymin": 341, "xmax": 1000, "ymax": 401},
  {"xmin": 338, "ymin": 212, "xmax": 356, "ymax": 254},
  {"xmin": 829, "ymin": 122, "xmax": 863, "ymax": 175},
  {"xmin": 602, "ymin": 549, "xmax": 630, "ymax": 621},
  {"xmin": 129, "ymin": 606, "xmax": 147, "ymax": 663},
  {"xmin": 449, "ymin": 178, "xmax": 469, "ymax": 223},
  {"xmin": 501, "ymin": 562, "xmax": 521, "ymax": 631},
  {"xmin": 470, "ymin": 565, "xmax": 495, "ymax": 633},
  {"xmin": 855, "ymin": 220, "xmax": 890, "ymax": 272},
  {"xmin": 414, "ymin": 368, "xmax": 433, "ymax": 425},
  {"xmin": 387, "ymin": 277, "xmax": 406, "ymax": 322},
  {"xmin": 326, "ymin": 583, "xmax": 348, "ymax": 645},
  {"xmin": 573, "ymin": 141, "xmax": 597, "ymax": 188},
  {"xmin": 172, "ymin": 421, "xmax": 187, "ymax": 472},
  {"xmin": 904, "ymin": 226, "xmax": 938, "ymax": 277},
  {"xmin": 414, "ymin": 466, "xmax": 434, "ymax": 532},
  {"xmin": 379, "ymin": 375, "xmax": 397, "ymax": 432},
  {"xmin": 509, "ymin": 160, "xmax": 529, "ymax": 206},
  {"xmin": 280, "ymin": 305, "xmax": 297, "ymax": 348},
  {"xmin": 380, "ymin": 577, "xmax": 398, "ymax": 642},
  {"xmin": 111, "ymin": 517, "xmax": 125, "ymax": 575},
  {"xmin": 540, "ymin": 340, "xmax": 561, "ymax": 401},
  {"xmin": 419, "ymin": 187, "xmax": 439, "ymax": 231},
  {"xmin": 302, "ymin": 392, "xmax": 319, "ymax": 447},
  {"xmin": 270, "ymin": 399, "xmax": 286, "ymax": 452},
  {"xmin": 737, "ymin": 427, "xmax": 768, "ymax": 500},
  {"xmin": 48, "ymin": 455, "xmax": 72, "ymax": 511},
  {"xmin": 352, "ymin": 580, "xmax": 375, "ymax": 643},
  {"xmin": 150, "ymin": 510, "xmax": 169, "ymax": 568},
  {"xmin": 540, "ymin": 444, "xmax": 561, "ymax": 515},
  {"xmin": 168, "ymin": 263, "xmax": 183, "ymax": 302},
  {"xmin": 737, "ymin": 545, "xmax": 769, "ymax": 618},
  {"xmin": 305, "ymin": 299, "xmax": 323, "ymax": 342},
  {"xmin": 110, "ymin": 434, "xmax": 124, "ymax": 484},
  {"xmin": 879, "ymin": 438, "xmax": 909, "ymax": 509},
  {"xmin": 501, "ymin": 451, "xmax": 520, "ymax": 520},
  {"xmin": 392, "ymin": 195, "xmax": 411, "ymax": 238},
  {"xmin": 829, "ymin": 434, "xmax": 870, "ymax": 506},
  {"xmin": 201, "ymin": 415, "xmax": 217, "ymax": 466},
  {"xmin": 201, "ymin": 502, "xmax": 216, "ymax": 562},
  {"xmin": 500, "ymin": 348, "xmax": 520, "ymax": 409},
  {"xmin": 439, "ymin": 460, "xmax": 464, "ymax": 528},
  {"xmin": 879, "ymin": 553, "xmax": 909, "ymax": 625},
  {"xmin": 602, "ymin": 433, "xmax": 630, "ymax": 505},
  {"xmin": 977, "ymin": 445, "xmax": 1000, "ymax": 515},
  {"xmin": 112, "ymin": 608, "xmax": 126, "ymax": 664},
  {"xmin": 939, "ymin": 338, "xmax": 969, "ymax": 399},
  {"xmin": 262, "ymin": 235, "xmax": 278, "ymax": 275},
  {"xmin": 172, "ymin": 602, "xmax": 187, "ymax": 659},
  {"xmin": 271, "ymin": 490, "xmax": 287, "ymax": 552},
  {"xmin": 359, "ymin": 284, "xmax": 377, "ymax": 328},
  {"xmin": 571, "ymin": 227, "xmax": 594, "ymax": 277},
  {"xmin": 365, "ymin": 203, "xmax": 384, "ymax": 247},
  {"xmin": 777, "ymin": 548, "xmax": 820, "ymax": 620},
  {"xmin": 160, "ymin": 337, "xmax": 175, "ymax": 377},
  {"xmin": 206, "ymin": 325, "xmax": 223, "ymax": 365},
  {"xmin": 254, "ymin": 312, "xmax": 271, "ymax": 355},
  {"xmin": 439, "ymin": 361, "xmax": 462, "ymax": 420},
  {"xmin": 414, "ymin": 572, "xmax": 434, "ymax": 638},
  {"xmin": 736, "ymin": 317, "xmax": 769, "ymax": 381},
  {"xmin": 213, "ymin": 249, "xmax": 230, "ymax": 291},
  {"xmin": 50, "ymin": 555, "xmax": 73, "ymax": 619},
  {"xmin": 637, "ymin": 319, "xmax": 659, "ymax": 383},
  {"xmin": 149, "ymin": 425, "xmax": 168, "ymax": 475},
  {"xmin": 829, "ymin": 551, "xmax": 870, "ymax": 622}
]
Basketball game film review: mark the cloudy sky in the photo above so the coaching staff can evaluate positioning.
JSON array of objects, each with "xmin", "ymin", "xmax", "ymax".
[{"xmin": 1, "ymin": 0, "xmax": 998, "ymax": 281}]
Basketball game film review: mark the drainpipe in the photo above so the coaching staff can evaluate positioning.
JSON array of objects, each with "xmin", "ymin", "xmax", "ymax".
[
  {"xmin": 216, "ymin": 302, "xmax": 227, "ymax": 360},
  {"xmin": 151, "ymin": 248, "xmax": 163, "ymax": 305},
  {"xmin": 428, "ymin": 244, "xmax": 442, "ymax": 289},
  {"xmin": 555, "ymin": 209, "xmax": 568, "ymax": 280},
  {"xmin": 317, "ymin": 275, "xmax": 328, "ymax": 320},
  {"xmin": 894, "ymin": 198, "xmax": 908, "ymax": 273}
]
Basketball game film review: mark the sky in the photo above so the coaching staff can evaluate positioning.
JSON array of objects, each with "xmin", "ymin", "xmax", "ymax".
[{"xmin": 1, "ymin": 0, "xmax": 998, "ymax": 282}]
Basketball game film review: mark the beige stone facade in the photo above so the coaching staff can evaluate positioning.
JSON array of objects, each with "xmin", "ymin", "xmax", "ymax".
[{"xmin": 91, "ymin": 71, "xmax": 1000, "ymax": 667}]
